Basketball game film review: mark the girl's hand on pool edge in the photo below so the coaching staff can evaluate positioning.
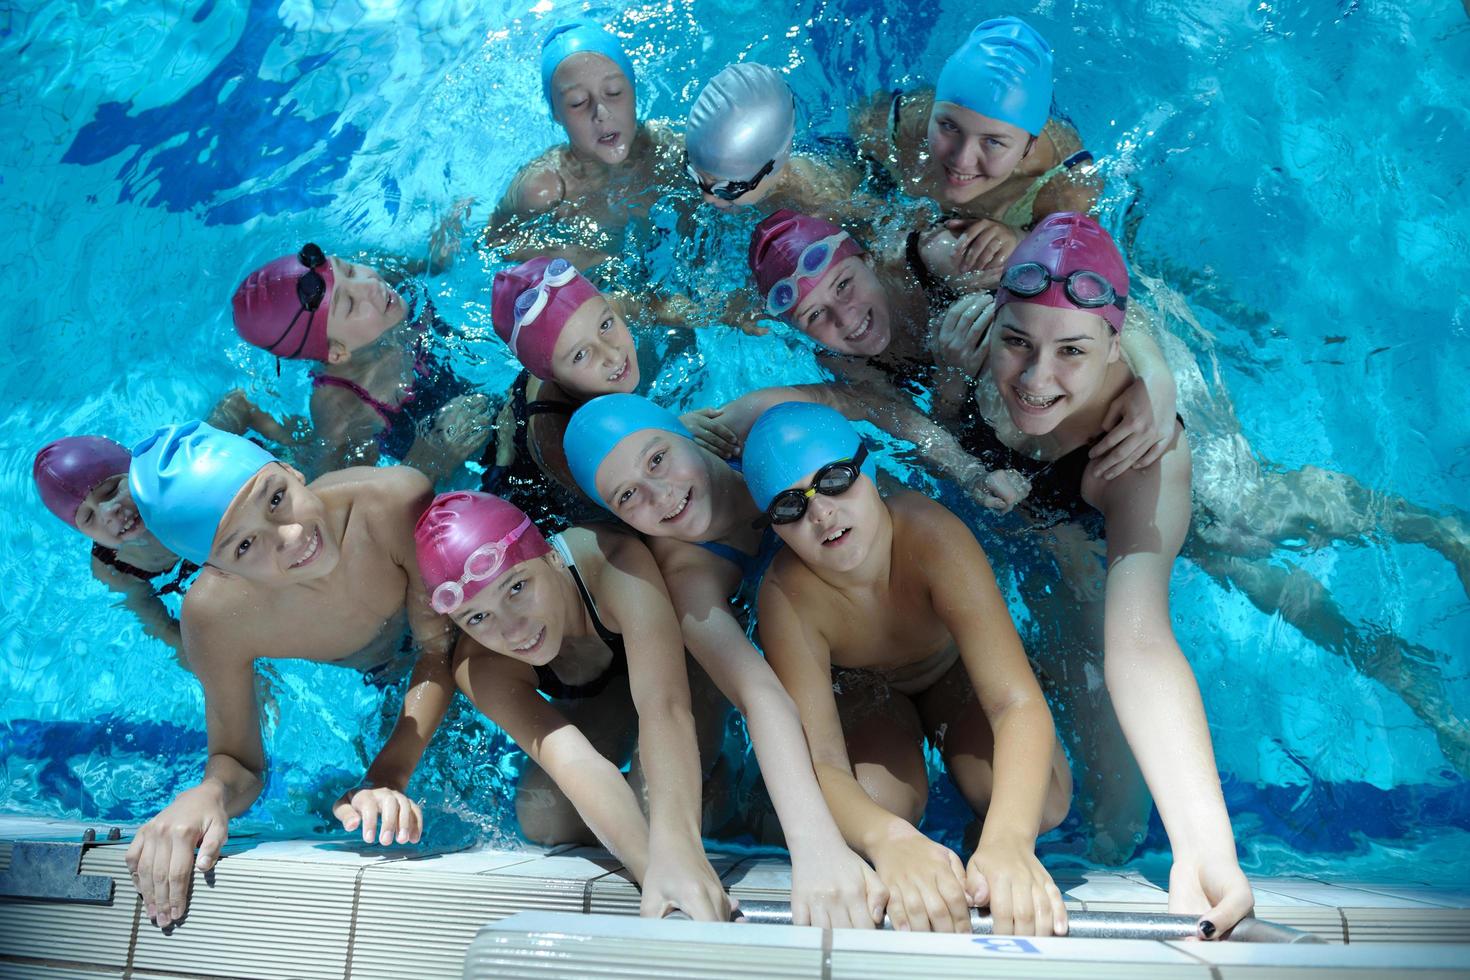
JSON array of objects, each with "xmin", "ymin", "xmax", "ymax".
[
  {"xmin": 125, "ymin": 784, "xmax": 230, "ymax": 929},
  {"xmin": 790, "ymin": 842, "xmax": 888, "ymax": 929},
  {"xmin": 332, "ymin": 784, "xmax": 424, "ymax": 847},
  {"xmin": 965, "ymin": 838, "xmax": 1067, "ymax": 937},
  {"xmin": 641, "ymin": 840, "xmax": 736, "ymax": 922},
  {"xmin": 1168, "ymin": 855, "xmax": 1254, "ymax": 940}
]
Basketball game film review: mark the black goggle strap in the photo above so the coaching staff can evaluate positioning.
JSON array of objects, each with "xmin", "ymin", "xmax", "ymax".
[{"xmin": 754, "ymin": 444, "xmax": 868, "ymax": 528}]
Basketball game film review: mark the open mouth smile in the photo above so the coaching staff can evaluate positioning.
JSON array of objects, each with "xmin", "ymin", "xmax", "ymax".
[
  {"xmin": 1014, "ymin": 387, "xmax": 1063, "ymax": 412},
  {"xmin": 289, "ymin": 527, "xmax": 322, "ymax": 569},
  {"xmin": 512, "ymin": 626, "xmax": 546, "ymax": 654},
  {"xmin": 661, "ymin": 489, "xmax": 691, "ymax": 523}
]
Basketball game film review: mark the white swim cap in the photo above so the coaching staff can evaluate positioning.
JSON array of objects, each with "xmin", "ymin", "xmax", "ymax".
[{"xmin": 686, "ymin": 63, "xmax": 796, "ymax": 180}]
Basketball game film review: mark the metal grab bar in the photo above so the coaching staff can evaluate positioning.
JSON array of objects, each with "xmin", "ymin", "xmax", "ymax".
[{"xmin": 689, "ymin": 900, "xmax": 1322, "ymax": 943}]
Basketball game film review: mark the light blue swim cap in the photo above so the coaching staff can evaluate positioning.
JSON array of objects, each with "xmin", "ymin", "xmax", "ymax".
[
  {"xmin": 541, "ymin": 20, "xmax": 637, "ymax": 117},
  {"xmin": 934, "ymin": 17, "xmax": 1053, "ymax": 137},
  {"xmin": 563, "ymin": 393, "xmax": 691, "ymax": 506},
  {"xmin": 741, "ymin": 402, "xmax": 876, "ymax": 512},
  {"xmin": 129, "ymin": 420, "xmax": 278, "ymax": 565}
]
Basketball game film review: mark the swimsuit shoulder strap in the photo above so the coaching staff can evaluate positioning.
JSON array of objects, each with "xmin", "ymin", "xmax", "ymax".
[
  {"xmin": 311, "ymin": 372, "xmax": 398, "ymax": 426},
  {"xmin": 549, "ymin": 534, "xmax": 623, "ymax": 650}
]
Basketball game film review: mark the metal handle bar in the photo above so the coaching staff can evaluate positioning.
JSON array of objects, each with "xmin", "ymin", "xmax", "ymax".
[{"xmin": 676, "ymin": 900, "xmax": 1322, "ymax": 943}]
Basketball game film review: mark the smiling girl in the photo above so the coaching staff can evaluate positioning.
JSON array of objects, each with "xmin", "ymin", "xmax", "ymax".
[
  {"xmin": 416, "ymin": 490, "xmax": 735, "ymax": 920},
  {"xmin": 232, "ymin": 244, "xmax": 491, "ymax": 484},
  {"xmin": 851, "ymin": 17, "xmax": 1098, "ymax": 284}
]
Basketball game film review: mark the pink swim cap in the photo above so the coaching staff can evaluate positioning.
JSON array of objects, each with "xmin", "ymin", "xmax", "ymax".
[
  {"xmin": 414, "ymin": 491, "xmax": 552, "ymax": 614},
  {"xmin": 33, "ymin": 436, "xmax": 132, "ymax": 525},
  {"xmin": 748, "ymin": 209, "xmax": 865, "ymax": 320},
  {"xmin": 995, "ymin": 213, "xmax": 1129, "ymax": 333},
  {"xmin": 232, "ymin": 247, "xmax": 336, "ymax": 362},
  {"xmin": 491, "ymin": 257, "xmax": 602, "ymax": 381}
]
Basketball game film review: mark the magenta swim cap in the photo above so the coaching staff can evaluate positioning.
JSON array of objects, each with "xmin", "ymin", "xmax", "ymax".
[
  {"xmin": 995, "ymin": 213, "xmax": 1129, "ymax": 333},
  {"xmin": 414, "ymin": 491, "xmax": 552, "ymax": 614},
  {"xmin": 748, "ymin": 209, "xmax": 864, "ymax": 321},
  {"xmin": 491, "ymin": 257, "xmax": 602, "ymax": 381},
  {"xmin": 33, "ymin": 436, "xmax": 132, "ymax": 525},
  {"xmin": 232, "ymin": 248, "xmax": 336, "ymax": 362}
]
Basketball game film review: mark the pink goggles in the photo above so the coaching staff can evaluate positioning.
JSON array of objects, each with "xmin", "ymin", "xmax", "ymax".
[
  {"xmin": 429, "ymin": 515, "xmax": 535, "ymax": 614},
  {"xmin": 765, "ymin": 232, "xmax": 858, "ymax": 317}
]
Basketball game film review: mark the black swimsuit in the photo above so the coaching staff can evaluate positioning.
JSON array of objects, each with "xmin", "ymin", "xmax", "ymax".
[
  {"xmin": 481, "ymin": 370, "xmax": 596, "ymax": 531},
  {"xmin": 962, "ymin": 412, "xmax": 1186, "ymax": 537},
  {"xmin": 91, "ymin": 544, "xmax": 198, "ymax": 597},
  {"xmin": 532, "ymin": 535, "xmax": 629, "ymax": 701}
]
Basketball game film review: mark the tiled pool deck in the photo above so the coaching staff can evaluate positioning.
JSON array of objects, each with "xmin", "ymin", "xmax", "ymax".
[{"xmin": 1, "ymin": 815, "xmax": 1465, "ymax": 979}]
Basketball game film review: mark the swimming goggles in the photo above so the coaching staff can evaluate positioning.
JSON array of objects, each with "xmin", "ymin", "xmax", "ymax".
[
  {"xmin": 765, "ymin": 232, "xmax": 852, "ymax": 317},
  {"xmin": 429, "ymin": 515, "xmax": 534, "ymax": 614},
  {"xmin": 1000, "ymin": 262, "xmax": 1127, "ymax": 315},
  {"xmin": 265, "ymin": 243, "xmax": 329, "ymax": 363},
  {"xmin": 754, "ymin": 443, "xmax": 869, "ymax": 528},
  {"xmin": 509, "ymin": 258, "xmax": 578, "ymax": 357},
  {"xmin": 685, "ymin": 153, "xmax": 776, "ymax": 202}
]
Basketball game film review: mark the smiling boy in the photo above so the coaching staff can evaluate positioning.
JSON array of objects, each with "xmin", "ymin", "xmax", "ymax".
[{"xmin": 122, "ymin": 421, "xmax": 453, "ymax": 930}]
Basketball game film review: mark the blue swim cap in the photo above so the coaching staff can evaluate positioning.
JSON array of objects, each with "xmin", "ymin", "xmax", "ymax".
[
  {"xmin": 934, "ymin": 17, "xmax": 1053, "ymax": 137},
  {"xmin": 541, "ymin": 20, "xmax": 637, "ymax": 117},
  {"xmin": 563, "ymin": 394, "xmax": 691, "ymax": 506},
  {"xmin": 741, "ymin": 402, "xmax": 876, "ymax": 512},
  {"xmin": 129, "ymin": 420, "xmax": 278, "ymax": 565}
]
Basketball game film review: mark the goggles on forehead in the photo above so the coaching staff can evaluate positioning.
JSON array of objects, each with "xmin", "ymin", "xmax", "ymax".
[
  {"xmin": 508, "ymin": 258, "xmax": 579, "ymax": 356},
  {"xmin": 265, "ymin": 243, "xmax": 328, "ymax": 370},
  {"xmin": 429, "ymin": 516, "xmax": 534, "ymax": 614},
  {"xmin": 1001, "ymin": 262, "xmax": 1126, "ymax": 316},
  {"xmin": 685, "ymin": 153, "xmax": 776, "ymax": 202},
  {"xmin": 754, "ymin": 443, "xmax": 869, "ymax": 528},
  {"xmin": 765, "ymin": 233, "xmax": 852, "ymax": 317}
]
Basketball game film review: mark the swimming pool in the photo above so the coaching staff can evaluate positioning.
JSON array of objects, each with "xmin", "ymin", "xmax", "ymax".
[{"xmin": 1, "ymin": 0, "xmax": 1466, "ymax": 886}]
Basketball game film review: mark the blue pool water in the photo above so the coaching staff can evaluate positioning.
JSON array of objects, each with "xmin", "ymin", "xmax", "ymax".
[{"xmin": 1, "ymin": 0, "xmax": 1467, "ymax": 882}]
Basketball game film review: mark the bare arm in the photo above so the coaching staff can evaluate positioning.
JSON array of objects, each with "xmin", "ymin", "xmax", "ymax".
[
  {"xmin": 455, "ymin": 643, "xmax": 653, "ymax": 878},
  {"xmin": 1091, "ymin": 431, "xmax": 1253, "ymax": 935},
  {"xmin": 93, "ymin": 559, "xmax": 183, "ymax": 656},
  {"xmin": 364, "ymin": 468, "xmax": 455, "ymax": 790},
  {"xmin": 125, "ymin": 600, "xmax": 268, "ymax": 929},
  {"xmin": 756, "ymin": 565, "xmax": 969, "ymax": 933},
  {"xmin": 596, "ymin": 532, "xmax": 729, "ymax": 920},
  {"xmin": 919, "ymin": 499, "xmax": 1066, "ymax": 936},
  {"xmin": 305, "ymin": 386, "xmax": 383, "ymax": 479},
  {"xmin": 654, "ymin": 540, "xmax": 886, "ymax": 928}
]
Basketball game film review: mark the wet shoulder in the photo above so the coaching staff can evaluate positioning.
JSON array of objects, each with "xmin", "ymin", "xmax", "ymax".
[
  {"xmin": 887, "ymin": 490, "xmax": 968, "ymax": 548},
  {"xmin": 506, "ymin": 148, "xmax": 569, "ymax": 213},
  {"xmin": 318, "ymin": 465, "xmax": 433, "ymax": 529}
]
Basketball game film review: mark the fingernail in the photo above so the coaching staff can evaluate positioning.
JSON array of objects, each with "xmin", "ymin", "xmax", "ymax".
[{"xmin": 1199, "ymin": 920, "xmax": 1216, "ymax": 939}]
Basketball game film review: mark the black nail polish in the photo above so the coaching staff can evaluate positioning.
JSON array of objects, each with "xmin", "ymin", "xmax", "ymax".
[{"xmin": 1199, "ymin": 919, "xmax": 1216, "ymax": 939}]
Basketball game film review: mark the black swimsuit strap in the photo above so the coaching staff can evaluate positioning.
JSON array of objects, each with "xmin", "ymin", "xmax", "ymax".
[{"xmin": 566, "ymin": 563, "xmax": 623, "ymax": 650}]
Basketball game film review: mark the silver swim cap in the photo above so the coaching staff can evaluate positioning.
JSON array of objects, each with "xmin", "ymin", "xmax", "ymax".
[{"xmin": 686, "ymin": 63, "xmax": 796, "ymax": 180}]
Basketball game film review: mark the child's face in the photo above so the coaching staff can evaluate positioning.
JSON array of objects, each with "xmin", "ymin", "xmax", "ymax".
[
  {"xmin": 207, "ymin": 463, "xmax": 340, "ymax": 582},
  {"xmin": 325, "ymin": 257, "xmax": 407, "ymax": 358},
  {"xmin": 550, "ymin": 296, "xmax": 639, "ymax": 398},
  {"xmin": 787, "ymin": 256, "xmax": 893, "ymax": 357},
  {"xmin": 989, "ymin": 303, "xmax": 1120, "ymax": 436},
  {"xmin": 925, "ymin": 102, "xmax": 1033, "ymax": 206},
  {"xmin": 690, "ymin": 162, "xmax": 781, "ymax": 210},
  {"xmin": 74, "ymin": 474, "xmax": 160, "ymax": 550},
  {"xmin": 597, "ymin": 432, "xmax": 718, "ymax": 542},
  {"xmin": 451, "ymin": 554, "xmax": 567, "ymax": 666},
  {"xmin": 552, "ymin": 53, "xmax": 636, "ymax": 165},
  {"xmin": 771, "ymin": 470, "xmax": 882, "ymax": 574}
]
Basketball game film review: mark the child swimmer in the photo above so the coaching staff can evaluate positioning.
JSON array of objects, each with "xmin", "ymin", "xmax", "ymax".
[
  {"xmin": 416, "ymin": 491, "xmax": 734, "ymax": 920},
  {"xmin": 232, "ymin": 244, "xmax": 491, "ymax": 484},
  {"xmin": 122, "ymin": 422, "xmax": 456, "ymax": 930},
  {"xmin": 746, "ymin": 403, "xmax": 1071, "ymax": 936}
]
